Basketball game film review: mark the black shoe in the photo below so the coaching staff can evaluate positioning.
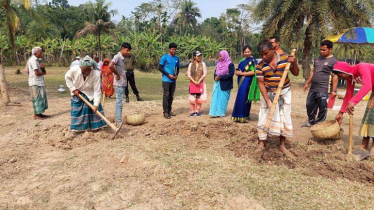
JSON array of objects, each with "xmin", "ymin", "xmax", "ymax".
[
  {"xmin": 125, "ymin": 95, "xmax": 129, "ymax": 103},
  {"xmin": 163, "ymin": 113, "xmax": 171, "ymax": 119},
  {"xmin": 136, "ymin": 95, "xmax": 144, "ymax": 101},
  {"xmin": 169, "ymin": 112, "xmax": 176, "ymax": 116}
]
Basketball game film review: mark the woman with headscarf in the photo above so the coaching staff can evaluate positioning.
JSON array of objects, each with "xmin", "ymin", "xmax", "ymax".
[
  {"xmin": 187, "ymin": 51, "xmax": 207, "ymax": 117},
  {"xmin": 100, "ymin": 58, "xmax": 114, "ymax": 98},
  {"xmin": 231, "ymin": 45, "xmax": 259, "ymax": 122},
  {"xmin": 209, "ymin": 50, "xmax": 235, "ymax": 117},
  {"xmin": 333, "ymin": 61, "xmax": 374, "ymax": 153}
]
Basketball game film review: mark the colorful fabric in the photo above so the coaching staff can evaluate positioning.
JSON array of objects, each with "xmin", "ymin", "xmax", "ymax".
[
  {"xmin": 257, "ymin": 87, "xmax": 293, "ymax": 140},
  {"xmin": 209, "ymin": 81, "xmax": 231, "ymax": 117},
  {"xmin": 80, "ymin": 55, "xmax": 98, "ymax": 70},
  {"xmin": 159, "ymin": 54, "xmax": 180, "ymax": 83},
  {"xmin": 70, "ymin": 94, "xmax": 107, "ymax": 131},
  {"xmin": 101, "ymin": 59, "xmax": 114, "ymax": 97},
  {"xmin": 190, "ymin": 61, "xmax": 204, "ymax": 82},
  {"xmin": 29, "ymin": 86, "xmax": 48, "ymax": 114},
  {"xmin": 232, "ymin": 57, "xmax": 257, "ymax": 122},
  {"xmin": 359, "ymin": 94, "xmax": 374, "ymax": 137},
  {"xmin": 256, "ymin": 52, "xmax": 291, "ymax": 92},
  {"xmin": 215, "ymin": 50, "xmax": 232, "ymax": 76},
  {"xmin": 188, "ymin": 62, "xmax": 207, "ymax": 104},
  {"xmin": 326, "ymin": 27, "xmax": 374, "ymax": 44}
]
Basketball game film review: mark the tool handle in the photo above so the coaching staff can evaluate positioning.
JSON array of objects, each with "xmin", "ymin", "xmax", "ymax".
[
  {"xmin": 264, "ymin": 49, "xmax": 296, "ymax": 131},
  {"xmin": 348, "ymin": 114, "xmax": 353, "ymax": 154},
  {"xmin": 78, "ymin": 94, "xmax": 117, "ymax": 131}
]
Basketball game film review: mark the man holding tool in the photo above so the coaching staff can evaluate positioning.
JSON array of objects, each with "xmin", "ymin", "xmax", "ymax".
[{"xmin": 255, "ymin": 40, "xmax": 299, "ymax": 155}]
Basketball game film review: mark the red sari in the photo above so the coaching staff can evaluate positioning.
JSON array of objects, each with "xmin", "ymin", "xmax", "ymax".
[{"xmin": 101, "ymin": 59, "xmax": 114, "ymax": 97}]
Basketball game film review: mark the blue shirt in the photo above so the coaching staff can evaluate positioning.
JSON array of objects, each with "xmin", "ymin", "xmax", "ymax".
[{"xmin": 159, "ymin": 54, "xmax": 180, "ymax": 83}]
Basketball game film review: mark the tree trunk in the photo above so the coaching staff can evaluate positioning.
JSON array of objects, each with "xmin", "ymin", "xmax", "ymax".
[
  {"xmin": 5, "ymin": 6, "xmax": 17, "ymax": 65},
  {"xmin": 302, "ymin": 25, "xmax": 313, "ymax": 80},
  {"xmin": 0, "ymin": 64, "xmax": 11, "ymax": 105},
  {"xmin": 98, "ymin": 33, "xmax": 101, "ymax": 59}
]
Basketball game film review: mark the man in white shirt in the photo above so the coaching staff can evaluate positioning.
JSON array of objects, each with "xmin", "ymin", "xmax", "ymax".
[
  {"xmin": 28, "ymin": 46, "xmax": 49, "ymax": 120},
  {"xmin": 95, "ymin": 57, "xmax": 103, "ymax": 70},
  {"xmin": 65, "ymin": 55, "xmax": 107, "ymax": 138},
  {"xmin": 70, "ymin": 56, "xmax": 80, "ymax": 67}
]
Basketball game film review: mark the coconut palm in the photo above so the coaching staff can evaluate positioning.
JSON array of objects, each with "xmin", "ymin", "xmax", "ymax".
[
  {"xmin": 253, "ymin": 0, "xmax": 374, "ymax": 79},
  {"xmin": 76, "ymin": 0, "xmax": 117, "ymax": 59},
  {"xmin": 174, "ymin": 0, "xmax": 201, "ymax": 35}
]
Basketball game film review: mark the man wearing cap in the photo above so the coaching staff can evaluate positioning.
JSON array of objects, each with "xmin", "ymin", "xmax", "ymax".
[
  {"xmin": 123, "ymin": 43, "xmax": 144, "ymax": 102},
  {"xmin": 158, "ymin": 43, "xmax": 180, "ymax": 119},
  {"xmin": 71, "ymin": 56, "xmax": 80, "ymax": 67},
  {"xmin": 65, "ymin": 55, "xmax": 107, "ymax": 139}
]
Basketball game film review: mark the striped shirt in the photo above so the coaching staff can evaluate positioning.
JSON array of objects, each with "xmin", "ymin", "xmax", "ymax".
[{"xmin": 256, "ymin": 52, "xmax": 290, "ymax": 92}]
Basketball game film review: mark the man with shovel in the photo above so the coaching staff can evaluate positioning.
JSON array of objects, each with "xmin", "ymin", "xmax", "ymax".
[
  {"xmin": 65, "ymin": 55, "xmax": 107, "ymax": 139},
  {"xmin": 255, "ymin": 40, "xmax": 299, "ymax": 155}
]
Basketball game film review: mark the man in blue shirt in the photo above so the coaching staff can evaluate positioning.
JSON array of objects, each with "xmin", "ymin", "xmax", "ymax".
[{"xmin": 158, "ymin": 43, "xmax": 180, "ymax": 119}]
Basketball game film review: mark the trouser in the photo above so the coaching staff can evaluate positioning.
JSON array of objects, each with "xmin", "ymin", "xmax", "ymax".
[
  {"xmin": 306, "ymin": 91, "xmax": 329, "ymax": 125},
  {"xmin": 114, "ymin": 85, "xmax": 126, "ymax": 124},
  {"xmin": 162, "ymin": 82, "xmax": 176, "ymax": 114},
  {"xmin": 125, "ymin": 71, "xmax": 139, "ymax": 96}
]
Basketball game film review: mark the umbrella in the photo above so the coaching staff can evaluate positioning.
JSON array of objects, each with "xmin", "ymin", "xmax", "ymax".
[{"xmin": 326, "ymin": 27, "xmax": 374, "ymax": 62}]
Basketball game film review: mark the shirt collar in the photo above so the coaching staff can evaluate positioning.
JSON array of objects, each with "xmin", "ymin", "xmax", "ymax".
[
  {"xmin": 118, "ymin": 52, "xmax": 124, "ymax": 60},
  {"xmin": 263, "ymin": 51, "xmax": 280, "ymax": 65}
]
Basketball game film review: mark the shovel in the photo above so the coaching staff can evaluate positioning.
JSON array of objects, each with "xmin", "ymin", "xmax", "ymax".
[
  {"xmin": 348, "ymin": 114, "xmax": 370, "ymax": 160},
  {"xmin": 78, "ymin": 94, "xmax": 124, "ymax": 140}
]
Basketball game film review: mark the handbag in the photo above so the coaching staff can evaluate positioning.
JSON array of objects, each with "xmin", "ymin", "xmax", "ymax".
[{"xmin": 189, "ymin": 83, "xmax": 204, "ymax": 94}]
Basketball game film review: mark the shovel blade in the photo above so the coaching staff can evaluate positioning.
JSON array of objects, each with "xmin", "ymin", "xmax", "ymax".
[{"xmin": 352, "ymin": 150, "xmax": 371, "ymax": 161}]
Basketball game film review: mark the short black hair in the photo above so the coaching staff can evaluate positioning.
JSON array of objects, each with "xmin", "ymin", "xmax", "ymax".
[
  {"xmin": 169, "ymin": 42, "xmax": 177, "ymax": 49},
  {"xmin": 243, "ymin": 45, "xmax": 252, "ymax": 52},
  {"xmin": 257, "ymin": 40, "xmax": 273, "ymax": 53},
  {"xmin": 121, "ymin": 42, "xmax": 132, "ymax": 49},
  {"xmin": 269, "ymin": 36, "xmax": 280, "ymax": 42},
  {"xmin": 321, "ymin": 40, "xmax": 333, "ymax": 49}
]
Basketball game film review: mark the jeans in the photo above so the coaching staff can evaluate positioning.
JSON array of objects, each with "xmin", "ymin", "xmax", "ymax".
[
  {"xmin": 125, "ymin": 71, "xmax": 139, "ymax": 96},
  {"xmin": 114, "ymin": 85, "xmax": 126, "ymax": 124},
  {"xmin": 162, "ymin": 82, "xmax": 176, "ymax": 114},
  {"xmin": 306, "ymin": 91, "xmax": 329, "ymax": 125}
]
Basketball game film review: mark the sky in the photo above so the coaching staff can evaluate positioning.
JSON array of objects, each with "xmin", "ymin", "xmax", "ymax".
[{"xmin": 67, "ymin": 0, "xmax": 250, "ymax": 22}]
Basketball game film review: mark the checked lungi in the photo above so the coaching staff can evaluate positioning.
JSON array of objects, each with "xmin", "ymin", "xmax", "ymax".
[
  {"xmin": 359, "ymin": 94, "xmax": 374, "ymax": 138},
  {"xmin": 29, "ymin": 86, "xmax": 48, "ymax": 114},
  {"xmin": 70, "ymin": 95, "xmax": 107, "ymax": 131},
  {"xmin": 257, "ymin": 87, "xmax": 293, "ymax": 140}
]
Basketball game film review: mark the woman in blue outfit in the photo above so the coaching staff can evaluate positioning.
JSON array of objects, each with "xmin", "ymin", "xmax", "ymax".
[
  {"xmin": 231, "ymin": 45, "xmax": 258, "ymax": 122},
  {"xmin": 209, "ymin": 50, "xmax": 235, "ymax": 117}
]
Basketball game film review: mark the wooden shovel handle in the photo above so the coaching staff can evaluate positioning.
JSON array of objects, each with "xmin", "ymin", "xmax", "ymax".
[
  {"xmin": 264, "ymin": 49, "xmax": 296, "ymax": 131},
  {"xmin": 348, "ymin": 114, "xmax": 353, "ymax": 154},
  {"xmin": 77, "ymin": 94, "xmax": 117, "ymax": 131}
]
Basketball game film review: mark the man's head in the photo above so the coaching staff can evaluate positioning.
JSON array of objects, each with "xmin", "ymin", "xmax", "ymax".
[
  {"xmin": 269, "ymin": 36, "xmax": 280, "ymax": 50},
  {"xmin": 169, "ymin": 43, "xmax": 177, "ymax": 56},
  {"xmin": 76, "ymin": 56, "xmax": 80, "ymax": 61},
  {"xmin": 320, "ymin": 40, "xmax": 333, "ymax": 58},
  {"xmin": 257, "ymin": 40, "xmax": 275, "ymax": 63},
  {"xmin": 333, "ymin": 61, "xmax": 352, "ymax": 80},
  {"xmin": 120, "ymin": 42, "xmax": 132, "ymax": 57},
  {"xmin": 79, "ymin": 55, "xmax": 95, "ymax": 77},
  {"xmin": 32, "ymin": 47, "xmax": 43, "ymax": 58},
  {"xmin": 94, "ymin": 57, "xmax": 99, "ymax": 63}
]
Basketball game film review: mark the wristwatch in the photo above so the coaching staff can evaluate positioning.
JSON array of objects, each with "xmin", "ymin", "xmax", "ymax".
[{"xmin": 332, "ymin": 90, "xmax": 337, "ymax": 93}]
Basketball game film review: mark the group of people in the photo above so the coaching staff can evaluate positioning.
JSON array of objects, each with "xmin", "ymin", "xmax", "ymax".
[{"xmin": 26, "ymin": 37, "xmax": 374, "ymax": 154}]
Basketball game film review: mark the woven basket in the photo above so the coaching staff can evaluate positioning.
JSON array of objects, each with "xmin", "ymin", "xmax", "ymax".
[
  {"xmin": 126, "ymin": 114, "xmax": 146, "ymax": 126},
  {"xmin": 338, "ymin": 94, "xmax": 345, "ymax": 99},
  {"xmin": 310, "ymin": 120, "xmax": 341, "ymax": 140}
]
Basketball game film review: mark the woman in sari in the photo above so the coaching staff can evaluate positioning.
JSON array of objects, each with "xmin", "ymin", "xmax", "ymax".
[
  {"xmin": 100, "ymin": 58, "xmax": 114, "ymax": 98},
  {"xmin": 333, "ymin": 61, "xmax": 374, "ymax": 153},
  {"xmin": 231, "ymin": 45, "xmax": 258, "ymax": 122},
  {"xmin": 187, "ymin": 51, "xmax": 207, "ymax": 117},
  {"xmin": 209, "ymin": 50, "xmax": 235, "ymax": 117}
]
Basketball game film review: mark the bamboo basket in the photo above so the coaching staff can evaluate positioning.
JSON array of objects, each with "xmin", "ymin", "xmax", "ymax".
[
  {"xmin": 126, "ymin": 113, "xmax": 146, "ymax": 126},
  {"xmin": 310, "ymin": 120, "xmax": 341, "ymax": 140}
]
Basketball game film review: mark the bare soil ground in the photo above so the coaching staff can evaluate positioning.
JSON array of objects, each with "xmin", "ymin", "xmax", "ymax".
[{"xmin": 1, "ymin": 67, "xmax": 374, "ymax": 209}]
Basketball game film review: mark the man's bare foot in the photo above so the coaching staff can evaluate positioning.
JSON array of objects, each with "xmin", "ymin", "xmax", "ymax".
[
  {"xmin": 280, "ymin": 146, "xmax": 295, "ymax": 159},
  {"xmin": 361, "ymin": 137, "xmax": 370, "ymax": 150},
  {"xmin": 33, "ymin": 114, "xmax": 44, "ymax": 120},
  {"xmin": 255, "ymin": 140, "xmax": 265, "ymax": 153}
]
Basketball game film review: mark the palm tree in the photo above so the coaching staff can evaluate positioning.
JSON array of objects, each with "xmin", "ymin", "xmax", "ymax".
[
  {"xmin": 0, "ymin": 0, "xmax": 31, "ymax": 64},
  {"xmin": 76, "ymin": 0, "xmax": 117, "ymax": 59},
  {"xmin": 174, "ymin": 0, "xmax": 201, "ymax": 35},
  {"xmin": 253, "ymin": 0, "xmax": 373, "ymax": 80}
]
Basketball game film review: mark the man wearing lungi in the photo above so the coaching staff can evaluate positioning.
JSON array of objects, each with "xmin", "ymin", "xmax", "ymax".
[
  {"xmin": 28, "ymin": 46, "xmax": 49, "ymax": 120},
  {"xmin": 256, "ymin": 40, "xmax": 299, "ymax": 155},
  {"xmin": 65, "ymin": 55, "xmax": 107, "ymax": 138}
]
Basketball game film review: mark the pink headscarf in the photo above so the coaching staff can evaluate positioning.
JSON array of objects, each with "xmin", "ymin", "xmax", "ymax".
[
  {"xmin": 333, "ymin": 61, "xmax": 353, "ymax": 77},
  {"xmin": 215, "ymin": 50, "xmax": 232, "ymax": 76}
]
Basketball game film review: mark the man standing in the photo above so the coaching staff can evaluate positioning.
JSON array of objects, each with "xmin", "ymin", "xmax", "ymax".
[
  {"xmin": 28, "ymin": 47, "xmax": 49, "ymax": 120},
  {"xmin": 302, "ymin": 40, "xmax": 338, "ymax": 127},
  {"xmin": 256, "ymin": 40, "xmax": 299, "ymax": 155},
  {"xmin": 269, "ymin": 36, "xmax": 284, "ymax": 54},
  {"xmin": 158, "ymin": 43, "xmax": 180, "ymax": 119},
  {"xmin": 123, "ymin": 43, "xmax": 143, "ymax": 102},
  {"xmin": 109, "ymin": 43, "xmax": 128, "ymax": 126},
  {"xmin": 95, "ymin": 57, "xmax": 103, "ymax": 70},
  {"xmin": 71, "ymin": 56, "xmax": 80, "ymax": 67},
  {"xmin": 65, "ymin": 55, "xmax": 107, "ymax": 138}
]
